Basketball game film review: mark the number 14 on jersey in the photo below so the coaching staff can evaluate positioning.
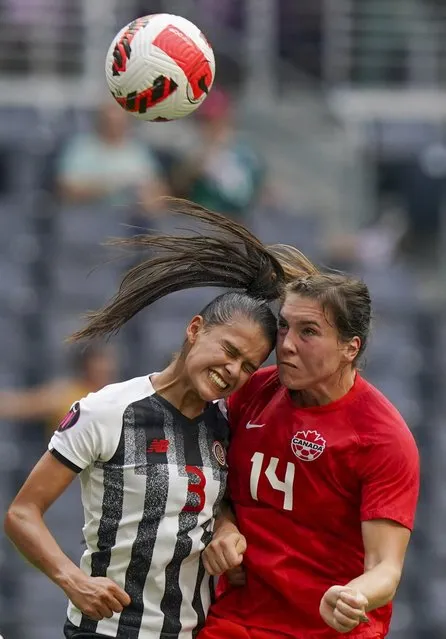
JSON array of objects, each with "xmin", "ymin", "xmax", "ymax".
[{"xmin": 250, "ymin": 452, "xmax": 295, "ymax": 511}]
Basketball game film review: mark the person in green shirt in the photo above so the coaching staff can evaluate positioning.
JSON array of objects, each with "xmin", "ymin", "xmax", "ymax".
[{"xmin": 173, "ymin": 88, "xmax": 265, "ymax": 221}]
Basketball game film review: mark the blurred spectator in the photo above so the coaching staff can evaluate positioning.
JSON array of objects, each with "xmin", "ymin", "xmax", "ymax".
[
  {"xmin": 0, "ymin": 344, "xmax": 118, "ymax": 438},
  {"xmin": 172, "ymin": 88, "xmax": 265, "ymax": 220},
  {"xmin": 56, "ymin": 100, "xmax": 169, "ymax": 214}
]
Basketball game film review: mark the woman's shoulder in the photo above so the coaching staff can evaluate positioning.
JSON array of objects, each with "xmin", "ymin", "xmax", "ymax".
[
  {"xmin": 355, "ymin": 375, "xmax": 416, "ymax": 444},
  {"xmin": 82, "ymin": 375, "xmax": 154, "ymax": 413},
  {"xmin": 249, "ymin": 365, "xmax": 281, "ymax": 393},
  {"xmin": 228, "ymin": 366, "xmax": 281, "ymax": 418}
]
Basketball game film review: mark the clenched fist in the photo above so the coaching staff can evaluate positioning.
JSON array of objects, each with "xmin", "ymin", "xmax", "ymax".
[
  {"xmin": 320, "ymin": 585, "xmax": 369, "ymax": 633},
  {"xmin": 65, "ymin": 575, "xmax": 131, "ymax": 621},
  {"xmin": 202, "ymin": 523, "xmax": 247, "ymax": 576}
]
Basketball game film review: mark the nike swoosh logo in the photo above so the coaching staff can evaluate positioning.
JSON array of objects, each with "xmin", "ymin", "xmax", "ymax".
[{"xmin": 246, "ymin": 422, "xmax": 265, "ymax": 429}]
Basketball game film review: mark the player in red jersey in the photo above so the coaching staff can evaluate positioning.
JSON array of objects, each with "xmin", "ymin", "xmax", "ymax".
[{"xmin": 200, "ymin": 269, "xmax": 420, "ymax": 639}]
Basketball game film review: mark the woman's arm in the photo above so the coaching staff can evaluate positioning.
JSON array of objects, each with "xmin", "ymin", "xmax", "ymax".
[
  {"xmin": 202, "ymin": 497, "xmax": 246, "ymax": 576},
  {"xmin": 319, "ymin": 519, "xmax": 411, "ymax": 633},
  {"xmin": 4, "ymin": 452, "xmax": 130, "ymax": 620},
  {"xmin": 0, "ymin": 382, "xmax": 65, "ymax": 421}
]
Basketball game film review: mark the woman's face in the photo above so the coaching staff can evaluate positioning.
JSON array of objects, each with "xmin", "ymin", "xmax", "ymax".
[
  {"xmin": 276, "ymin": 293, "xmax": 359, "ymax": 391},
  {"xmin": 184, "ymin": 315, "xmax": 272, "ymax": 402}
]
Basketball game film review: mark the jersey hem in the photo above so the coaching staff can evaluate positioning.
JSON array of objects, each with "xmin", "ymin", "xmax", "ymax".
[
  {"xmin": 208, "ymin": 610, "xmax": 387, "ymax": 639},
  {"xmin": 67, "ymin": 614, "xmax": 203, "ymax": 638},
  {"xmin": 361, "ymin": 510, "xmax": 414, "ymax": 531}
]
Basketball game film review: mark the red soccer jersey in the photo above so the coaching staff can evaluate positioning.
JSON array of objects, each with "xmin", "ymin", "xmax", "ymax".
[{"xmin": 210, "ymin": 366, "xmax": 420, "ymax": 639}]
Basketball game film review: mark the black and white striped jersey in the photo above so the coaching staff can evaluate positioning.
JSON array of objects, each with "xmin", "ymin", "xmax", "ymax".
[{"xmin": 48, "ymin": 374, "xmax": 229, "ymax": 639}]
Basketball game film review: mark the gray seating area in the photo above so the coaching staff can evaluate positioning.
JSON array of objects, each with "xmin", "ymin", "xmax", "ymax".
[
  {"xmin": 0, "ymin": 104, "xmax": 440, "ymax": 639},
  {"xmin": 43, "ymin": 204, "xmax": 129, "ymax": 374}
]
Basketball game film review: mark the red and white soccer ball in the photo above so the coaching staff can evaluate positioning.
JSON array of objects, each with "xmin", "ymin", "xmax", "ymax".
[{"xmin": 105, "ymin": 14, "xmax": 215, "ymax": 122}]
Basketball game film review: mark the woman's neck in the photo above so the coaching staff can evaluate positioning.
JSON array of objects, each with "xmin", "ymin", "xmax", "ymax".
[
  {"xmin": 151, "ymin": 361, "xmax": 206, "ymax": 419},
  {"xmin": 290, "ymin": 367, "xmax": 356, "ymax": 408}
]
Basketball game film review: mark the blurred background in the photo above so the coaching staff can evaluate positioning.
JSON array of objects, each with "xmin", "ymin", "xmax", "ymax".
[{"xmin": 0, "ymin": 0, "xmax": 444, "ymax": 637}]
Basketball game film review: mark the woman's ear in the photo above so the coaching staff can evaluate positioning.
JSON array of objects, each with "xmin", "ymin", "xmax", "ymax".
[
  {"xmin": 344, "ymin": 336, "xmax": 361, "ymax": 363},
  {"xmin": 186, "ymin": 315, "xmax": 205, "ymax": 346}
]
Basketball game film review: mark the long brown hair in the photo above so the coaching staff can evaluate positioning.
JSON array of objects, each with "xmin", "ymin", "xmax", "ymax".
[{"xmin": 69, "ymin": 199, "xmax": 317, "ymax": 342}]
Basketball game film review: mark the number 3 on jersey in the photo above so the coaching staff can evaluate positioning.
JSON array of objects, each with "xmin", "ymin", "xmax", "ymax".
[
  {"xmin": 250, "ymin": 452, "xmax": 295, "ymax": 511},
  {"xmin": 183, "ymin": 465, "xmax": 206, "ymax": 513}
]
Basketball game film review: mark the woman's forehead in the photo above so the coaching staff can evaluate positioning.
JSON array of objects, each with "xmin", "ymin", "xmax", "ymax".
[
  {"xmin": 281, "ymin": 295, "xmax": 334, "ymax": 327},
  {"xmin": 210, "ymin": 317, "xmax": 263, "ymax": 336},
  {"xmin": 282, "ymin": 294, "xmax": 323, "ymax": 316}
]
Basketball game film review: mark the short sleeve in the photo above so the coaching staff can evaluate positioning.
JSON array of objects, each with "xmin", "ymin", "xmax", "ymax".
[
  {"xmin": 359, "ymin": 426, "xmax": 420, "ymax": 531},
  {"xmin": 48, "ymin": 393, "xmax": 120, "ymax": 473}
]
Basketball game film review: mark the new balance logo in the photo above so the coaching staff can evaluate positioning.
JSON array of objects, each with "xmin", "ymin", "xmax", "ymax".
[
  {"xmin": 246, "ymin": 422, "xmax": 265, "ymax": 429},
  {"xmin": 147, "ymin": 439, "xmax": 169, "ymax": 453}
]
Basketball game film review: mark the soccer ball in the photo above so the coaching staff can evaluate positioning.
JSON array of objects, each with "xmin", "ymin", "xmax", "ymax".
[{"xmin": 105, "ymin": 14, "xmax": 215, "ymax": 122}]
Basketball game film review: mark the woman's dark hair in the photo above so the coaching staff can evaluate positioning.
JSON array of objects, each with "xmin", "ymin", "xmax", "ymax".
[
  {"xmin": 285, "ymin": 274, "xmax": 372, "ymax": 363},
  {"xmin": 69, "ymin": 199, "xmax": 315, "ymax": 344}
]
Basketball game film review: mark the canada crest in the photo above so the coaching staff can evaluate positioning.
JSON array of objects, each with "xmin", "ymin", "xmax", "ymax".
[{"xmin": 291, "ymin": 430, "xmax": 326, "ymax": 462}]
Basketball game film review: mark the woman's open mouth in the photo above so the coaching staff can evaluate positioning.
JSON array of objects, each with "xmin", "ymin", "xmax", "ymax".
[{"xmin": 208, "ymin": 369, "xmax": 229, "ymax": 391}]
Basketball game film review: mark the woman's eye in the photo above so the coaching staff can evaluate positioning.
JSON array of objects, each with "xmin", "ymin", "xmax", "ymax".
[{"xmin": 242, "ymin": 364, "xmax": 254, "ymax": 375}]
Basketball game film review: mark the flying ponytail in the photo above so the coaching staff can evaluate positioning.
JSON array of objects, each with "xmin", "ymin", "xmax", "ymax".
[
  {"xmin": 69, "ymin": 198, "xmax": 318, "ymax": 342},
  {"xmin": 267, "ymin": 244, "xmax": 319, "ymax": 282}
]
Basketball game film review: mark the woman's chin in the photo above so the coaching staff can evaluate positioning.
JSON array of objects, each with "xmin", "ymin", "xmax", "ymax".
[
  {"xmin": 278, "ymin": 365, "xmax": 305, "ymax": 389},
  {"xmin": 197, "ymin": 380, "xmax": 222, "ymax": 403}
]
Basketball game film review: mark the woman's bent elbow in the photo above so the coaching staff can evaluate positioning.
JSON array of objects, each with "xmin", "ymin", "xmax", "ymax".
[{"xmin": 4, "ymin": 504, "xmax": 32, "ymax": 541}]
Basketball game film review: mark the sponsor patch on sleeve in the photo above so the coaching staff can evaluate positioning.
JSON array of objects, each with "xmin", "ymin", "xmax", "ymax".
[{"xmin": 57, "ymin": 402, "xmax": 81, "ymax": 432}]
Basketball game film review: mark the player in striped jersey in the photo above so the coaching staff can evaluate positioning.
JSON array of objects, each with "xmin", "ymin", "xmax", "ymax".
[{"xmin": 4, "ymin": 201, "xmax": 307, "ymax": 639}]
